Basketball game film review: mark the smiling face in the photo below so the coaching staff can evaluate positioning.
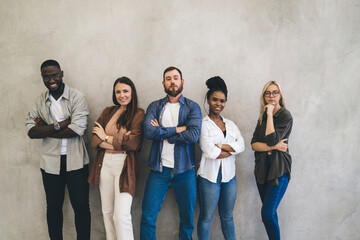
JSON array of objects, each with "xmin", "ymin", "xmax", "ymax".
[
  {"xmin": 208, "ymin": 91, "xmax": 226, "ymax": 115},
  {"xmin": 163, "ymin": 69, "xmax": 184, "ymax": 97},
  {"xmin": 114, "ymin": 82, "xmax": 132, "ymax": 106},
  {"xmin": 264, "ymin": 84, "xmax": 282, "ymax": 107},
  {"xmin": 41, "ymin": 65, "xmax": 63, "ymax": 92}
]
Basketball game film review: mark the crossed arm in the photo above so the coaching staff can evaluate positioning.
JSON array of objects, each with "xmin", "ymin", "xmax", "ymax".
[
  {"xmin": 92, "ymin": 121, "xmax": 131, "ymax": 151},
  {"xmin": 28, "ymin": 117, "xmax": 78, "ymax": 139},
  {"xmin": 91, "ymin": 109, "xmax": 145, "ymax": 152},
  {"xmin": 149, "ymin": 119, "xmax": 187, "ymax": 136},
  {"xmin": 251, "ymin": 140, "xmax": 288, "ymax": 152},
  {"xmin": 200, "ymin": 125, "xmax": 238, "ymax": 160},
  {"xmin": 215, "ymin": 144, "xmax": 235, "ymax": 159},
  {"xmin": 143, "ymin": 102, "xmax": 202, "ymax": 144},
  {"xmin": 251, "ymin": 110, "xmax": 292, "ymax": 153}
]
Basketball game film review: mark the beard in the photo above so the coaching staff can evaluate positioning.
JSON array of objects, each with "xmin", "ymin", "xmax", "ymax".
[{"xmin": 165, "ymin": 84, "xmax": 183, "ymax": 97}]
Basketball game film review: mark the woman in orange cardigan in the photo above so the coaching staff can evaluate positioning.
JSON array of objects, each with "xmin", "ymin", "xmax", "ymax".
[{"xmin": 88, "ymin": 77, "xmax": 145, "ymax": 240}]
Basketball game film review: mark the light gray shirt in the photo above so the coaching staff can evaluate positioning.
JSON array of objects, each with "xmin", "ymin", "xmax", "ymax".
[{"xmin": 25, "ymin": 85, "xmax": 89, "ymax": 174}]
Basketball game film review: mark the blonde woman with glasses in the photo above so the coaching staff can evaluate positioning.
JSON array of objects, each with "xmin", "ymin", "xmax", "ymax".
[{"xmin": 251, "ymin": 81, "xmax": 293, "ymax": 240}]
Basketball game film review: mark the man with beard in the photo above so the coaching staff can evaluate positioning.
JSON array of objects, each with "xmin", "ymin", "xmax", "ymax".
[
  {"xmin": 140, "ymin": 66, "xmax": 202, "ymax": 239},
  {"xmin": 25, "ymin": 60, "xmax": 91, "ymax": 240}
]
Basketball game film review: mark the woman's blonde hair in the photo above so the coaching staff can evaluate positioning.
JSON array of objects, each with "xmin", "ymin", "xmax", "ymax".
[{"xmin": 259, "ymin": 81, "xmax": 286, "ymax": 123}]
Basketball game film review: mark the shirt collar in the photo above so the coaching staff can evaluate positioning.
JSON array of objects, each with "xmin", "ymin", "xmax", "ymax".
[
  {"xmin": 160, "ymin": 94, "xmax": 184, "ymax": 105},
  {"xmin": 204, "ymin": 114, "xmax": 229, "ymax": 123},
  {"xmin": 44, "ymin": 84, "xmax": 69, "ymax": 102}
]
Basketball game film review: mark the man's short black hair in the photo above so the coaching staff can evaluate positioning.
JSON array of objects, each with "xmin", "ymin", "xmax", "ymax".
[
  {"xmin": 163, "ymin": 66, "xmax": 182, "ymax": 81},
  {"xmin": 40, "ymin": 60, "xmax": 61, "ymax": 71}
]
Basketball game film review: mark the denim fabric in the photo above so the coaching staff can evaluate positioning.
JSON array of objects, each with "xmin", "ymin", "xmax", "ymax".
[
  {"xmin": 197, "ymin": 169, "xmax": 237, "ymax": 240},
  {"xmin": 140, "ymin": 167, "xmax": 197, "ymax": 240},
  {"xmin": 41, "ymin": 155, "xmax": 90, "ymax": 240},
  {"xmin": 143, "ymin": 95, "xmax": 202, "ymax": 174},
  {"xmin": 256, "ymin": 174, "xmax": 288, "ymax": 240}
]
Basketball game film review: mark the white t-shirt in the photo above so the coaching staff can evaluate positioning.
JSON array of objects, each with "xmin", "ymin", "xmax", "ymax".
[
  {"xmin": 161, "ymin": 102, "xmax": 180, "ymax": 168},
  {"xmin": 49, "ymin": 95, "xmax": 67, "ymax": 155}
]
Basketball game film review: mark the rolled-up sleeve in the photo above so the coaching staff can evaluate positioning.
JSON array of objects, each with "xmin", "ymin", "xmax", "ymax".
[
  {"xmin": 67, "ymin": 93, "xmax": 89, "ymax": 136},
  {"xmin": 227, "ymin": 123, "xmax": 245, "ymax": 155},
  {"xmin": 25, "ymin": 108, "xmax": 37, "ymax": 133},
  {"xmin": 25, "ymin": 96, "xmax": 43, "ymax": 133},
  {"xmin": 199, "ymin": 123, "xmax": 221, "ymax": 160},
  {"xmin": 264, "ymin": 116, "xmax": 292, "ymax": 146},
  {"xmin": 251, "ymin": 120, "xmax": 261, "ymax": 145}
]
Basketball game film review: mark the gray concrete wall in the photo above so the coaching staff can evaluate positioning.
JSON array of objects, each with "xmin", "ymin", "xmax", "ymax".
[{"xmin": 1, "ymin": 0, "xmax": 359, "ymax": 239}]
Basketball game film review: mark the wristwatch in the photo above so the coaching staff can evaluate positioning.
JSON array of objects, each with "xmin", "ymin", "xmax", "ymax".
[
  {"xmin": 104, "ymin": 136, "xmax": 109, "ymax": 142},
  {"xmin": 54, "ymin": 122, "xmax": 60, "ymax": 131}
]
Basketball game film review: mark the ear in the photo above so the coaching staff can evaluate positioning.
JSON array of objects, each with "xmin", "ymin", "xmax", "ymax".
[
  {"xmin": 162, "ymin": 81, "xmax": 165, "ymax": 87},
  {"xmin": 61, "ymin": 71, "xmax": 64, "ymax": 77}
]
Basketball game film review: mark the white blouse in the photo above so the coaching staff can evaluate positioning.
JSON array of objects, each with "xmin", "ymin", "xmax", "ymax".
[{"xmin": 197, "ymin": 115, "xmax": 245, "ymax": 183}]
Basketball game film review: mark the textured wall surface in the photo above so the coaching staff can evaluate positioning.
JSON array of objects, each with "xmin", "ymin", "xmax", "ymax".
[{"xmin": 1, "ymin": 0, "xmax": 359, "ymax": 239}]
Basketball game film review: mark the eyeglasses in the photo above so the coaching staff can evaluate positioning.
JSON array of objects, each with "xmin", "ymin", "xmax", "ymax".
[
  {"xmin": 42, "ymin": 72, "xmax": 62, "ymax": 81},
  {"xmin": 264, "ymin": 90, "xmax": 280, "ymax": 97}
]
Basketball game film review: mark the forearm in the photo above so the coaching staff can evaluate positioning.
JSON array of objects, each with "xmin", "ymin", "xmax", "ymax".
[
  {"xmin": 265, "ymin": 114, "xmax": 275, "ymax": 135},
  {"xmin": 95, "ymin": 133, "xmax": 114, "ymax": 144},
  {"xmin": 99, "ymin": 142, "xmax": 114, "ymax": 150},
  {"xmin": 220, "ymin": 144, "xmax": 235, "ymax": 153},
  {"xmin": 28, "ymin": 125, "xmax": 57, "ymax": 139},
  {"xmin": 251, "ymin": 142, "xmax": 272, "ymax": 152},
  {"xmin": 217, "ymin": 150, "xmax": 232, "ymax": 159},
  {"xmin": 168, "ymin": 127, "xmax": 201, "ymax": 144},
  {"xmin": 144, "ymin": 124, "xmax": 177, "ymax": 140},
  {"xmin": 49, "ymin": 128, "xmax": 79, "ymax": 138}
]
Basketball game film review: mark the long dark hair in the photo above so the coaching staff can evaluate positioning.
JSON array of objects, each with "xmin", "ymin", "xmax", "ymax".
[{"xmin": 112, "ymin": 77, "xmax": 138, "ymax": 130}]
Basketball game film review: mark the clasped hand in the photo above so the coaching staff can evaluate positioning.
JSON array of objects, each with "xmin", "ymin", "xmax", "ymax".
[{"xmin": 273, "ymin": 139, "xmax": 288, "ymax": 152}]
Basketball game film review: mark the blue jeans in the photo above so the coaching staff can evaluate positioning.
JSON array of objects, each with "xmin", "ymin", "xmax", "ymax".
[
  {"xmin": 140, "ymin": 167, "xmax": 197, "ymax": 240},
  {"xmin": 256, "ymin": 174, "xmax": 289, "ymax": 240},
  {"xmin": 197, "ymin": 170, "xmax": 237, "ymax": 240}
]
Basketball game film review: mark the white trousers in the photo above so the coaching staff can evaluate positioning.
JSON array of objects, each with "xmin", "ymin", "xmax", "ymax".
[{"xmin": 99, "ymin": 153, "xmax": 134, "ymax": 240}]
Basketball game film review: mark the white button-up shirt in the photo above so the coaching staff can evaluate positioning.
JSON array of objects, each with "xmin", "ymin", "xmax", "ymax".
[{"xmin": 197, "ymin": 115, "xmax": 245, "ymax": 183}]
